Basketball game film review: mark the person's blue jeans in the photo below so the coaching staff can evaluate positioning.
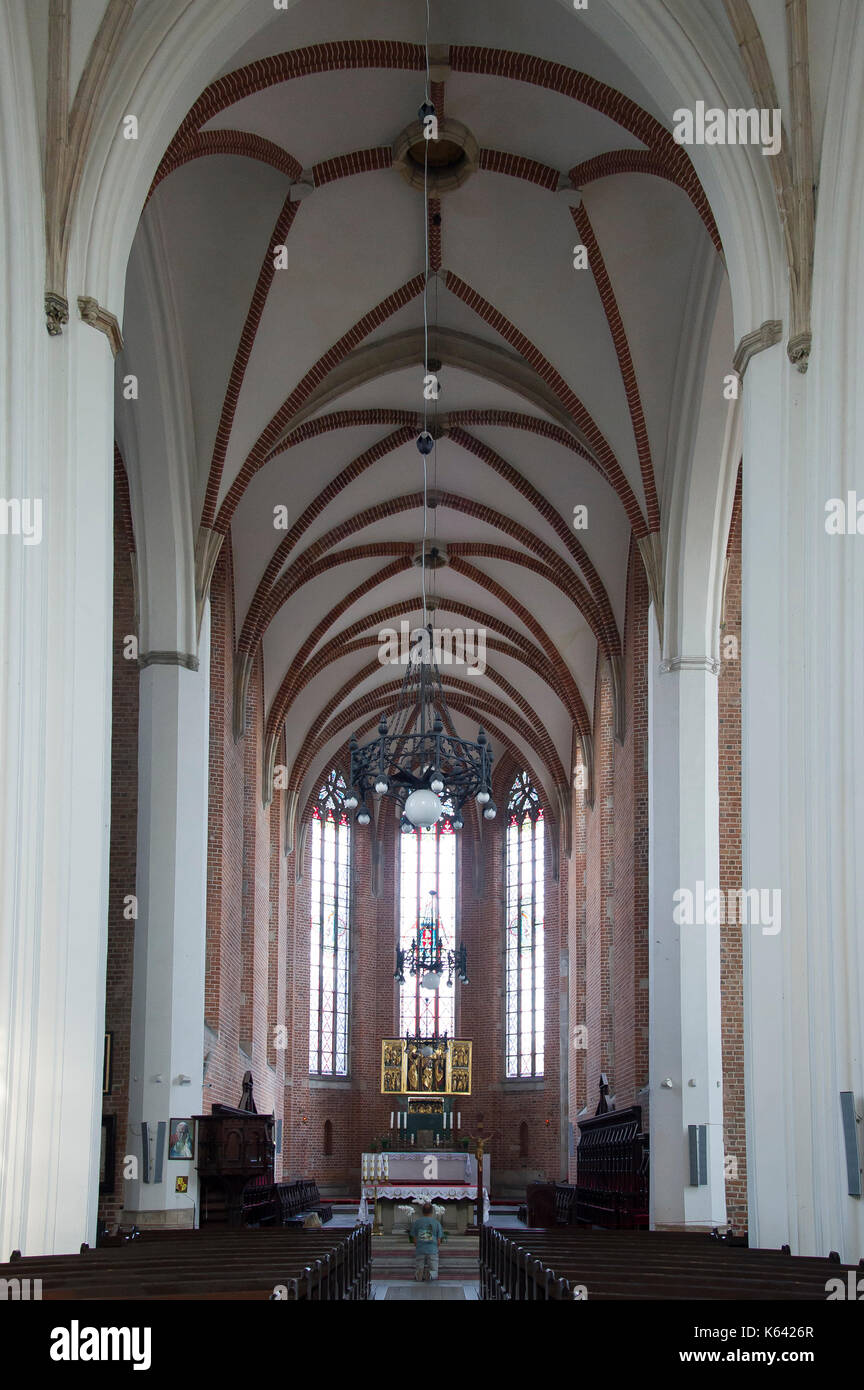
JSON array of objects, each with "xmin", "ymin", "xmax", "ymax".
[{"xmin": 415, "ymin": 1243, "xmax": 439, "ymax": 1280}]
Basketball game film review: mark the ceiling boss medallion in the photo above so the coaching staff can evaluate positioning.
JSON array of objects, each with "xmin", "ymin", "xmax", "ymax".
[{"xmin": 393, "ymin": 116, "xmax": 479, "ymax": 195}]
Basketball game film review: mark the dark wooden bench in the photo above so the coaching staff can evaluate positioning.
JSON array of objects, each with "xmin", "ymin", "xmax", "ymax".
[
  {"xmin": 480, "ymin": 1226, "xmax": 859, "ymax": 1301},
  {"xmin": 1, "ymin": 1226, "xmax": 368, "ymax": 1301},
  {"xmin": 241, "ymin": 1176, "xmax": 333, "ymax": 1227},
  {"xmin": 276, "ymin": 1178, "xmax": 333, "ymax": 1226}
]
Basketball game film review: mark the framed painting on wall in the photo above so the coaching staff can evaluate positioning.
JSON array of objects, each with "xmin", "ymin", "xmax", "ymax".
[
  {"xmin": 99, "ymin": 1115, "xmax": 116, "ymax": 1194},
  {"xmin": 168, "ymin": 1118, "xmax": 194, "ymax": 1159},
  {"xmin": 102, "ymin": 1031, "xmax": 113, "ymax": 1095}
]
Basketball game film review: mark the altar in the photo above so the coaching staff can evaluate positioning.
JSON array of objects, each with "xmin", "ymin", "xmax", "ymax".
[{"xmin": 359, "ymin": 1152, "xmax": 490, "ymax": 1232}]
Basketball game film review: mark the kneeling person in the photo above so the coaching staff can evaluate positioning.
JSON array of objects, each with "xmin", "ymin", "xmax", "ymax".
[{"xmin": 409, "ymin": 1204, "xmax": 445, "ymax": 1281}]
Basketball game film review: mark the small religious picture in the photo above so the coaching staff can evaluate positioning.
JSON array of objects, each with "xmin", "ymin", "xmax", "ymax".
[
  {"xmin": 168, "ymin": 1118, "xmax": 194, "ymax": 1159},
  {"xmin": 175, "ymin": 1175, "xmax": 189, "ymax": 1194},
  {"xmin": 383, "ymin": 1042, "xmax": 403, "ymax": 1068},
  {"xmin": 102, "ymin": 1031, "xmax": 113, "ymax": 1095}
]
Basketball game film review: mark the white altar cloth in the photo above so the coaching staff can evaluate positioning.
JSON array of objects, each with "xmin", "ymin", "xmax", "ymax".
[
  {"xmin": 360, "ymin": 1184, "xmax": 489, "ymax": 1224},
  {"xmin": 361, "ymin": 1152, "xmax": 472, "ymax": 1183},
  {"xmin": 368, "ymin": 1153, "xmax": 472, "ymax": 1183}
]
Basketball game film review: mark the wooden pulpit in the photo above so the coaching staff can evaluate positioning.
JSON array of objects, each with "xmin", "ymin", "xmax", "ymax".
[{"xmin": 194, "ymin": 1104, "xmax": 275, "ymax": 1227}]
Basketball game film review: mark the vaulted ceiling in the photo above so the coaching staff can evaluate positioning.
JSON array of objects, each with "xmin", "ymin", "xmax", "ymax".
[{"xmin": 119, "ymin": 0, "xmax": 729, "ymax": 830}]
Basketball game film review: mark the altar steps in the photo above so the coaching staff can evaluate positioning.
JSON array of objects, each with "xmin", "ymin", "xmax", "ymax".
[{"xmin": 371, "ymin": 1233, "xmax": 479, "ymax": 1283}]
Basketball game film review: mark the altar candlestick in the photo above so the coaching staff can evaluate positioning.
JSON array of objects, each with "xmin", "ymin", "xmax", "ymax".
[{"xmin": 390, "ymin": 1112, "xmax": 394, "ymax": 1129}]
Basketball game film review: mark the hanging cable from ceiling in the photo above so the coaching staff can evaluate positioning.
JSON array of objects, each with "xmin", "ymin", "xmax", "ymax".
[
  {"xmin": 417, "ymin": 0, "xmax": 435, "ymax": 631},
  {"xmin": 345, "ymin": 0, "xmax": 495, "ymax": 834}
]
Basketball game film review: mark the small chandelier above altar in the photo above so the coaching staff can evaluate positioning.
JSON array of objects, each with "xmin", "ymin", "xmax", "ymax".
[
  {"xmin": 403, "ymin": 1028, "xmax": 449, "ymax": 1060},
  {"xmin": 347, "ymin": 625, "xmax": 495, "ymax": 830},
  {"xmin": 394, "ymin": 890, "xmax": 468, "ymax": 989}
]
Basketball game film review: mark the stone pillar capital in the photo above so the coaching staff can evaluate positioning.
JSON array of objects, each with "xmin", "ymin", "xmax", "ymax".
[{"xmin": 658, "ymin": 656, "xmax": 721, "ymax": 676}]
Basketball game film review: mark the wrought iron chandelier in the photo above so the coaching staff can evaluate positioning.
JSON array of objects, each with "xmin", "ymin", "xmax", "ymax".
[
  {"xmin": 403, "ymin": 1028, "xmax": 449, "ymax": 1057},
  {"xmin": 347, "ymin": 646, "xmax": 494, "ymax": 830},
  {"xmin": 394, "ymin": 890, "xmax": 469, "ymax": 989}
]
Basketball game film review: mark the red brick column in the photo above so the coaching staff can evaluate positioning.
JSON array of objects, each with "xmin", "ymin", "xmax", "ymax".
[
  {"xmin": 584, "ymin": 666, "xmax": 615, "ymax": 1109},
  {"xmin": 98, "ymin": 499, "xmax": 139, "ymax": 1229},
  {"xmin": 204, "ymin": 544, "xmax": 285, "ymax": 1127},
  {"xmin": 612, "ymin": 545, "xmax": 650, "ymax": 1112},
  {"xmin": 719, "ymin": 471, "xmax": 746, "ymax": 1230}
]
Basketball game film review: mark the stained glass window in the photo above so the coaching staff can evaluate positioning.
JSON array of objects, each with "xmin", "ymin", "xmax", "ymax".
[
  {"xmin": 399, "ymin": 807, "xmax": 457, "ymax": 1038},
  {"xmin": 309, "ymin": 770, "xmax": 350, "ymax": 1076},
  {"xmin": 506, "ymin": 773, "xmax": 544, "ymax": 1078}
]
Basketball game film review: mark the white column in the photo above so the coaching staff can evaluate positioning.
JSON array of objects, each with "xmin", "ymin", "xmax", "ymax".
[
  {"xmin": 648, "ymin": 621, "xmax": 727, "ymax": 1230},
  {"xmin": 0, "ymin": 6, "xmax": 114, "ymax": 1257},
  {"xmin": 742, "ymin": 1, "xmax": 864, "ymax": 1261},
  {"xmin": 739, "ymin": 343, "xmax": 798, "ymax": 1251},
  {"xmin": 123, "ymin": 608, "xmax": 210, "ymax": 1226}
]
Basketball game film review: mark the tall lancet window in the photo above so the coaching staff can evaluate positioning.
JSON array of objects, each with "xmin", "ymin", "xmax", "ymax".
[
  {"xmin": 309, "ymin": 770, "xmax": 350, "ymax": 1076},
  {"xmin": 506, "ymin": 772, "xmax": 545, "ymax": 1078},
  {"xmin": 399, "ymin": 809, "xmax": 457, "ymax": 1039}
]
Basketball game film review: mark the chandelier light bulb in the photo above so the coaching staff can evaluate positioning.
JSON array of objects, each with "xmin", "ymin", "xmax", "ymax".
[
  {"xmin": 404, "ymin": 788, "xmax": 443, "ymax": 827},
  {"xmin": 483, "ymin": 802, "xmax": 497, "ymax": 820},
  {"xmin": 452, "ymin": 814, "xmax": 464, "ymax": 830},
  {"xmin": 476, "ymin": 790, "xmax": 490, "ymax": 805},
  {"xmin": 400, "ymin": 815, "xmax": 414, "ymax": 835},
  {"xmin": 344, "ymin": 794, "xmax": 358, "ymax": 810},
  {"xmin": 430, "ymin": 770, "xmax": 445, "ymax": 794},
  {"xmin": 356, "ymin": 807, "xmax": 371, "ymax": 826},
  {"xmin": 421, "ymin": 971, "xmax": 441, "ymax": 992},
  {"xmin": 374, "ymin": 775, "xmax": 389, "ymax": 795}
]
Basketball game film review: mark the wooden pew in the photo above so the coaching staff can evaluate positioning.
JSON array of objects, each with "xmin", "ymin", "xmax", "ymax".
[
  {"xmin": 0, "ymin": 1226, "xmax": 369, "ymax": 1301},
  {"xmin": 241, "ymin": 1177, "xmax": 333, "ymax": 1227},
  {"xmin": 479, "ymin": 1226, "xmax": 859, "ymax": 1301}
]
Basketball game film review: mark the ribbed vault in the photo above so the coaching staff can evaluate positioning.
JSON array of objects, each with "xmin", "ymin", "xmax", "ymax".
[{"xmin": 118, "ymin": 0, "xmax": 729, "ymax": 847}]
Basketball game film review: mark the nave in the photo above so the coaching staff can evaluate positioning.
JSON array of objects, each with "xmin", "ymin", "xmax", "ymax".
[{"xmin": 2, "ymin": 2, "xmax": 864, "ymax": 1365}]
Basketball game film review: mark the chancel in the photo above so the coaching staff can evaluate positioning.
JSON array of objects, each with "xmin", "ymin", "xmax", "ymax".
[{"xmin": 3, "ymin": 0, "xmax": 864, "ymax": 1325}]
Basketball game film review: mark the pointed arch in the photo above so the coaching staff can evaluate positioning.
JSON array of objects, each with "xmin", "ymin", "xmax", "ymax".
[
  {"xmin": 308, "ymin": 769, "xmax": 351, "ymax": 1077},
  {"xmin": 505, "ymin": 771, "xmax": 546, "ymax": 1080}
]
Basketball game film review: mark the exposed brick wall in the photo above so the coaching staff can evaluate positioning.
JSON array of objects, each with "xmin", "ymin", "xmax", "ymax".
[
  {"xmin": 204, "ymin": 542, "xmax": 285, "ymax": 1127},
  {"xmin": 612, "ymin": 543, "xmax": 650, "ymax": 1113},
  {"xmin": 568, "ymin": 546, "xmax": 648, "ymax": 1177},
  {"xmin": 719, "ymin": 469, "xmax": 746, "ymax": 1229},
  {"xmin": 584, "ymin": 662, "xmax": 615, "ymax": 1111},
  {"xmin": 99, "ymin": 486, "xmax": 139, "ymax": 1229}
]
